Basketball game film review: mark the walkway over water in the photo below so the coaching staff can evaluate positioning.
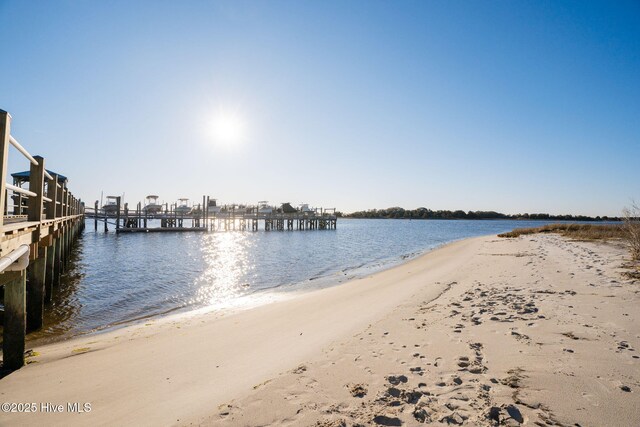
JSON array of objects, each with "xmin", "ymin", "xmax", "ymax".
[{"xmin": 0, "ymin": 110, "xmax": 85, "ymax": 370}]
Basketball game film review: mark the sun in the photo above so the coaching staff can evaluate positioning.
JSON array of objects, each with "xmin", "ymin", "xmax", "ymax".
[{"xmin": 209, "ymin": 111, "xmax": 246, "ymax": 147}]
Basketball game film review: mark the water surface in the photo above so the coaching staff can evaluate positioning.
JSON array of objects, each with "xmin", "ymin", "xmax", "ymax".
[{"xmin": 32, "ymin": 218, "xmax": 586, "ymax": 341}]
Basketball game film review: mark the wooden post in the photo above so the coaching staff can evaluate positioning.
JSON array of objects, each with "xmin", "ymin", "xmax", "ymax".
[
  {"xmin": 0, "ymin": 110, "xmax": 10, "ymax": 230},
  {"xmin": 46, "ymin": 173, "xmax": 56, "ymax": 220},
  {"xmin": 94, "ymin": 200, "xmax": 98, "ymax": 230},
  {"xmin": 116, "ymin": 196, "xmax": 121, "ymax": 230},
  {"xmin": 53, "ymin": 230, "xmax": 62, "ymax": 285},
  {"xmin": 45, "ymin": 240, "xmax": 55, "ymax": 301},
  {"xmin": 61, "ymin": 185, "xmax": 68, "ymax": 268},
  {"xmin": 26, "ymin": 155, "xmax": 46, "ymax": 332},
  {"xmin": 55, "ymin": 179, "xmax": 62, "ymax": 217},
  {"xmin": 27, "ymin": 245, "xmax": 46, "ymax": 332},
  {"xmin": 62, "ymin": 185, "xmax": 67, "ymax": 217},
  {"xmin": 205, "ymin": 196, "xmax": 209, "ymax": 229},
  {"xmin": 3, "ymin": 271, "xmax": 27, "ymax": 369}
]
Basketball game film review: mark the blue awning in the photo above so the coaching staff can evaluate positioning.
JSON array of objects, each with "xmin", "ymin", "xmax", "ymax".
[{"xmin": 11, "ymin": 170, "xmax": 68, "ymax": 182}]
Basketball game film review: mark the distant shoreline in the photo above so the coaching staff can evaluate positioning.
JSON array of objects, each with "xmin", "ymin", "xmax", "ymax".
[{"xmin": 338, "ymin": 208, "xmax": 623, "ymax": 222}]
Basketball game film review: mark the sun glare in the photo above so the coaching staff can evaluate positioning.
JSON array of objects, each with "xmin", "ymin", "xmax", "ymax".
[{"xmin": 209, "ymin": 111, "xmax": 246, "ymax": 147}]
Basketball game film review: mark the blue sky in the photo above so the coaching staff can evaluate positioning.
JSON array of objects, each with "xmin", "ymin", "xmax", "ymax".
[{"xmin": 1, "ymin": 0, "xmax": 638, "ymax": 216}]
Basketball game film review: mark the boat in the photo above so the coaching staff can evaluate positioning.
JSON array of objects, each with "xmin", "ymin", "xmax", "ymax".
[
  {"xmin": 143, "ymin": 195, "xmax": 163, "ymax": 214},
  {"xmin": 257, "ymin": 201, "xmax": 273, "ymax": 214},
  {"xmin": 299, "ymin": 203, "xmax": 314, "ymax": 214},
  {"xmin": 102, "ymin": 196, "xmax": 119, "ymax": 214},
  {"xmin": 175, "ymin": 198, "xmax": 192, "ymax": 215},
  {"xmin": 207, "ymin": 198, "xmax": 221, "ymax": 215}
]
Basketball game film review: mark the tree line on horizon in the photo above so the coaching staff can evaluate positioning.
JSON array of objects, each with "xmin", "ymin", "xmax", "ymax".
[{"xmin": 342, "ymin": 207, "xmax": 620, "ymax": 222}]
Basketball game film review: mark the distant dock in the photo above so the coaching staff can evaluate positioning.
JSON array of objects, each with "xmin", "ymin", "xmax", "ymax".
[{"xmin": 86, "ymin": 197, "xmax": 337, "ymax": 232}]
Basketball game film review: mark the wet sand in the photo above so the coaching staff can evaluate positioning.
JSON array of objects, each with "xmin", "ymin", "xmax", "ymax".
[{"xmin": 1, "ymin": 234, "xmax": 638, "ymax": 426}]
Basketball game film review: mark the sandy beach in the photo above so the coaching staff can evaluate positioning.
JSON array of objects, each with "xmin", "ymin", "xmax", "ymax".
[{"xmin": 1, "ymin": 233, "xmax": 638, "ymax": 426}]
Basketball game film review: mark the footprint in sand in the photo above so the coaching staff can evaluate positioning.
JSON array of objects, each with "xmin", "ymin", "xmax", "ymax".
[
  {"xmin": 386, "ymin": 375, "xmax": 408, "ymax": 385},
  {"xmin": 346, "ymin": 383, "xmax": 368, "ymax": 398}
]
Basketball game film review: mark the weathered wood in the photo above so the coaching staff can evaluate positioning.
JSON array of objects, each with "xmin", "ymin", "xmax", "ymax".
[
  {"xmin": 27, "ymin": 155, "xmax": 45, "ymax": 222},
  {"xmin": 46, "ymin": 173, "xmax": 57, "ymax": 219},
  {"xmin": 26, "ymin": 245, "xmax": 47, "ymax": 332},
  {"xmin": 55, "ymin": 177, "xmax": 63, "ymax": 217},
  {"xmin": 116, "ymin": 196, "xmax": 121, "ymax": 230},
  {"xmin": 53, "ymin": 234, "xmax": 62, "ymax": 285},
  {"xmin": 45, "ymin": 239, "xmax": 55, "ymax": 300},
  {"xmin": 0, "ymin": 110, "xmax": 10, "ymax": 230},
  {"xmin": 3, "ymin": 271, "xmax": 26, "ymax": 370},
  {"xmin": 64, "ymin": 225, "xmax": 70, "ymax": 269}
]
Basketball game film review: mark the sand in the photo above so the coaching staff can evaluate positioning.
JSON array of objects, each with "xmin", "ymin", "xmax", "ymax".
[{"xmin": 0, "ymin": 234, "xmax": 638, "ymax": 426}]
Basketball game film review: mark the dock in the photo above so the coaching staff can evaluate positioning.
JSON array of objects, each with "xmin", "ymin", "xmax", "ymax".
[
  {"xmin": 86, "ymin": 198, "xmax": 337, "ymax": 233},
  {"xmin": 0, "ymin": 110, "xmax": 85, "ymax": 370}
]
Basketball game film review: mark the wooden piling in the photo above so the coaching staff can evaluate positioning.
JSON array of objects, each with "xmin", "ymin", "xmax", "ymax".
[
  {"xmin": 53, "ymin": 231, "xmax": 62, "ymax": 285},
  {"xmin": 26, "ymin": 245, "xmax": 46, "ymax": 332},
  {"xmin": 3, "ymin": 271, "xmax": 27, "ymax": 369},
  {"xmin": 25, "ymin": 155, "xmax": 46, "ymax": 331},
  {"xmin": 116, "ymin": 196, "xmax": 121, "ymax": 230},
  {"xmin": 45, "ymin": 241, "xmax": 55, "ymax": 300}
]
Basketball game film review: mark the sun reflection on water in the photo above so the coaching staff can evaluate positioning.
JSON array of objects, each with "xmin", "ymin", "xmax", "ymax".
[{"xmin": 193, "ymin": 232, "xmax": 255, "ymax": 307}]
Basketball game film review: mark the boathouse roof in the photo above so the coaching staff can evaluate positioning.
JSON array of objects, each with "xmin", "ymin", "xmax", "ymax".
[
  {"xmin": 281, "ymin": 202, "xmax": 297, "ymax": 213},
  {"xmin": 11, "ymin": 170, "xmax": 68, "ymax": 182}
]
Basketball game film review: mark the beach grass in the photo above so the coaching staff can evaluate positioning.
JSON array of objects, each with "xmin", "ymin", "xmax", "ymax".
[
  {"xmin": 498, "ymin": 223, "xmax": 627, "ymax": 240},
  {"xmin": 623, "ymin": 204, "xmax": 640, "ymax": 261},
  {"xmin": 499, "ymin": 220, "xmax": 640, "ymax": 269}
]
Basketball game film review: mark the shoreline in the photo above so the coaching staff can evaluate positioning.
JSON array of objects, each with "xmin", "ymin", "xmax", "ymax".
[
  {"xmin": 23, "ymin": 232, "xmax": 457, "ymax": 348},
  {"xmin": 0, "ymin": 235, "xmax": 482, "ymax": 426},
  {"xmin": 1, "ymin": 234, "xmax": 638, "ymax": 426},
  {"xmin": 27, "ymin": 218, "xmax": 613, "ymax": 346}
]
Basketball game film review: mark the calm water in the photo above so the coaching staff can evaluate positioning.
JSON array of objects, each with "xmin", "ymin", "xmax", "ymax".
[{"xmin": 32, "ymin": 218, "xmax": 572, "ymax": 341}]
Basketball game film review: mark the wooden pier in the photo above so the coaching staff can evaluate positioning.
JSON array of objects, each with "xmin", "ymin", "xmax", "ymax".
[
  {"xmin": 86, "ymin": 198, "xmax": 337, "ymax": 233},
  {"xmin": 0, "ymin": 110, "xmax": 85, "ymax": 370},
  {"xmin": 0, "ymin": 110, "xmax": 334, "ymax": 370}
]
